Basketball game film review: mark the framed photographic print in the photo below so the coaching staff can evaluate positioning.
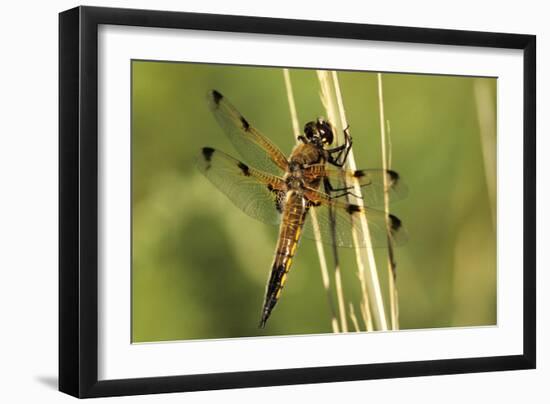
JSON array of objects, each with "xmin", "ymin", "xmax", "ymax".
[{"xmin": 59, "ymin": 6, "xmax": 536, "ymax": 398}]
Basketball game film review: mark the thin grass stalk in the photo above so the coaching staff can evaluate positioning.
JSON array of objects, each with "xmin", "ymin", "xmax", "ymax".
[
  {"xmin": 320, "ymin": 70, "xmax": 389, "ymax": 331},
  {"xmin": 473, "ymin": 79, "xmax": 497, "ymax": 230},
  {"xmin": 349, "ymin": 303, "xmax": 361, "ymax": 332},
  {"xmin": 332, "ymin": 266, "xmax": 347, "ymax": 332},
  {"xmin": 283, "ymin": 69, "xmax": 340, "ymax": 333},
  {"xmin": 360, "ymin": 300, "xmax": 374, "ymax": 331},
  {"xmin": 377, "ymin": 73, "xmax": 399, "ymax": 330}
]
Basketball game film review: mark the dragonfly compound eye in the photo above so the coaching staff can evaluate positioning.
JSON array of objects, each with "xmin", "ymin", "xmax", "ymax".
[
  {"xmin": 318, "ymin": 121, "xmax": 334, "ymax": 145},
  {"xmin": 303, "ymin": 121, "xmax": 318, "ymax": 140}
]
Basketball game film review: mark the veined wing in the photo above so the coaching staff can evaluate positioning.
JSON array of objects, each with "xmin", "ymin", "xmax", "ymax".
[
  {"xmin": 208, "ymin": 90, "xmax": 288, "ymax": 174},
  {"xmin": 304, "ymin": 164, "xmax": 407, "ymax": 207},
  {"xmin": 301, "ymin": 187, "xmax": 407, "ymax": 248},
  {"xmin": 196, "ymin": 147, "xmax": 286, "ymax": 226}
]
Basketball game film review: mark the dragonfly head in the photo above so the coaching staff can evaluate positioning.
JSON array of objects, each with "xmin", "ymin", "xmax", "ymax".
[{"xmin": 303, "ymin": 118, "xmax": 334, "ymax": 146}]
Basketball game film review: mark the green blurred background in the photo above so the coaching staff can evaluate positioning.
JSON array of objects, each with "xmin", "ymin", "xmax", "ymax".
[{"xmin": 131, "ymin": 60, "xmax": 497, "ymax": 343}]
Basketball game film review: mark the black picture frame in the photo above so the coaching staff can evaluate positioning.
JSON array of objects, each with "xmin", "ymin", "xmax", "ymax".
[{"xmin": 59, "ymin": 5, "xmax": 536, "ymax": 398}]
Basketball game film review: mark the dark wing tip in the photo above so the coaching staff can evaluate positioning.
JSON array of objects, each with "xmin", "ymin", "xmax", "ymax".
[
  {"xmin": 201, "ymin": 147, "xmax": 215, "ymax": 162},
  {"xmin": 388, "ymin": 213, "xmax": 408, "ymax": 246},
  {"xmin": 387, "ymin": 170, "xmax": 400, "ymax": 185},
  {"xmin": 388, "ymin": 213, "xmax": 402, "ymax": 233},
  {"xmin": 346, "ymin": 204, "xmax": 362, "ymax": 214},
  {"xmin": 211, "ymin": 89, "xmax": 223, "ymax": 106}
]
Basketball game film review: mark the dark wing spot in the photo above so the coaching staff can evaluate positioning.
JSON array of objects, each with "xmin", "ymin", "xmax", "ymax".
[
  {"xmin": 202, "ymin": 147, "xmax": 215, "ymax": 162},
  {"xmin": 211, "ymin": 90, "xmax": 223, "ymax": 106},
  {"xmin": 387, "ymin": 170, "xmax": 400, "ymax": 185},
  {"xmin": 353, "ymin": 170, "xmax": 365, "ymax": 178},
  {"xmin": 304, "ymin": 196, "xmax": 321, "ymax": 208},
  {"xmin": 388, "ymin": 214, "xmax": 402, "ymax": 232},
  {"xmin": 237, "ymin": 161, "xmax": 251, "ymax": 176},
  {"xmin": 346, "ymin": 204, "xmax": 362, "ymax": 214},
  {"xmin": 240, "ymin": 116, "xmax": 250, "ymax": 131}
]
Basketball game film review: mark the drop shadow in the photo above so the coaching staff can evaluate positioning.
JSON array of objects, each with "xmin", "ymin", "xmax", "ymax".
[{"xmin": 36, "ymin": 375, "xmax": 58, "ymax": 390}]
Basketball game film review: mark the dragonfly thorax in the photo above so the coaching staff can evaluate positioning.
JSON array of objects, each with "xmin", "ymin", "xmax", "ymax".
[
  {"xmin": 288, "ymin": 160, "xmax": 303, "ymax": 174},
  {"xmin": 284, "ymin": 171, "xmax": 305, "ymax": 191}
]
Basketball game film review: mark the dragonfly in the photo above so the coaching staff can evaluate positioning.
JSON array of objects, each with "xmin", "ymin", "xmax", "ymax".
[{"xmin": 197, "ymin": 90, "xmax": 407, "ymax": 328}]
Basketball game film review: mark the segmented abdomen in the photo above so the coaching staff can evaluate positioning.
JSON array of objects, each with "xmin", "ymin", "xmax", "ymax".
[{"xmin": 259, "ymin": 192, "xmax": 308, "ymax": 328}]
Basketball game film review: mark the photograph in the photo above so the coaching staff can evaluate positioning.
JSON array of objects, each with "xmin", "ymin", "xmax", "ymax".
[{"xmin": 131, "ymin": 60, "xmax": 497, "ymax": 343}]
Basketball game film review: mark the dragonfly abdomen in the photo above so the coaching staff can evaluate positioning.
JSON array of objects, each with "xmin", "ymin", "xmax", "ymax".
[{"xmin": 259, "ymin": 193, "xmax": 307, "ymax": 328}]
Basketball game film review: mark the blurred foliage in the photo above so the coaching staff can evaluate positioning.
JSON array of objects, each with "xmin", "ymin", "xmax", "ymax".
[{"xmin": 131, "ymin": 60, "xmax": 497, "ymax": 342}]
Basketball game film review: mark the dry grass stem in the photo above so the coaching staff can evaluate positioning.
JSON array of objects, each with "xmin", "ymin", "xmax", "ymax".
[
  {"xmin": 360, "ymin": 300, "xmax": 374, "ymax": 331},
  {"xmin": 317, "ymin": 70, "xmax": 388, "ymax": 331},
  {"xmin": 377, "ymin": 73, "xmax": 400, "ymax": 330},
  {"xmin": 283, "ymin": 68, "xmax": 340, "ymax": 333},
  {"xmin": 316, "ymin": 70, "xmax": 354, "ymax": 333},
  {"xmin": 349, "ymin": 303, "xmax": 361, "ymax": 332}
]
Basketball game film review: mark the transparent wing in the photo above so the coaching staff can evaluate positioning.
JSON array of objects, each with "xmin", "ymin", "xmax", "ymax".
[
  {"xmin": 208, "ymin": 90, "xmax": 288, "ymax": 174},
  {"xmin": 304, "ymin": 164, "xmax": 408, "ymax": 207},
  {"xmin": 301, "ymin": 187, "xmax": 407, "ymax": 248},
  {"xmin": 196, "ymin": 147, "xmax": 286, "ymax": 226}
]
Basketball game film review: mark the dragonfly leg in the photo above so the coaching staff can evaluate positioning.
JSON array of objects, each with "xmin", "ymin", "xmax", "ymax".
[
  {"xmin": 323, "ymin": 176, "xmax": 363, "ymax": 200},
  {"xmin": 327, "ymin": 126, "xmax": 353, "ymax": 167},
  {"xmin": 329, "ymin": 184, "xmax": 355, "ymax": 192},
  {"xmin": 329, "ymin": 190, "xmax": 363, "ymax": 199}
]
